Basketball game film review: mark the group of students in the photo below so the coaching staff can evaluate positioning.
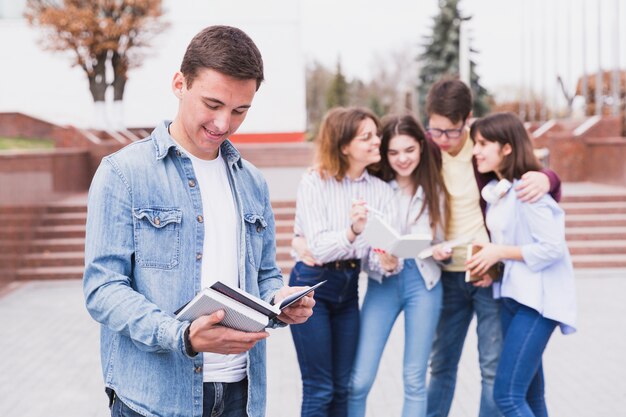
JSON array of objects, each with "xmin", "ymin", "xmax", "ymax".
[{"xmin": 288, "ymin": 78, "xmax": 577, "ymax": 417}]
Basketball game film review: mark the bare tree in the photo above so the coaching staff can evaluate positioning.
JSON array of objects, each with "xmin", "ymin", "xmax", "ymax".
[{"xmin": 25, "ymin": 0, "xmax": 167, "ymax": 129}]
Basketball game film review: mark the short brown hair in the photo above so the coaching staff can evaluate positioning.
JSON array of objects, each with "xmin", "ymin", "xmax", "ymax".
[
  {"xmin": 426, "ymin": 78, "xmax": 473, "ymax": 123},
  {"xmin": 315, "ymin": 107, "xmax": 380, "ymax": 181},
  {"xmin": 469, "ymin": 112, "xmax": 542, "ymax": 181},
  {"xmin": 180, "ymin": 25, "xmax": 264, "ymax": 90}
]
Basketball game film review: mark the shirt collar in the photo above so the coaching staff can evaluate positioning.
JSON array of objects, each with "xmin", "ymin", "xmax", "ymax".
[
  {"xmin": 152, "ymin": 120, "xmax": 242, "ymax": 168},
  {"xmin": 389, "ymin": 179, "xmax": 425, "ymax": 204}
]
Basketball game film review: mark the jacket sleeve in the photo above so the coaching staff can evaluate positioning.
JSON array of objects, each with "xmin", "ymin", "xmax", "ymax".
[{"xmin": 83, "ymin": 159, "xmax": 187, "ymax": 356}]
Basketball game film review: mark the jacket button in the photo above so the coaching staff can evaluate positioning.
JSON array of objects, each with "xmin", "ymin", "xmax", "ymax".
[
  {"xmin": 197, "ymin": 215, "xmax": 203, "ymax": 223},
  {"xmin": 195, "ymin": 367, "xmax": 202, "ymax": 373},
  {"xmin": 196, "ymin": 253, "xmax": 202, "ymax": 260},
  {"xmin": 188, "ymin": 179, "xmax": 196, "ymax": 187},
  {"xmin": 256, "ymin": 225, "xmax": 262, "ymax": 233},
  {"xmin": 154, "ymin": 217, "xmax": 161, "ymax": 226}
]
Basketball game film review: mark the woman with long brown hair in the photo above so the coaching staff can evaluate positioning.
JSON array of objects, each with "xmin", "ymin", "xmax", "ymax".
[
  {"xmin": 289, "ymin": 107, "xmax": 398, "ymax": 417},
  {"xmin": 347, "ymin": 113, "xmax": 450, "ymax": 417}
]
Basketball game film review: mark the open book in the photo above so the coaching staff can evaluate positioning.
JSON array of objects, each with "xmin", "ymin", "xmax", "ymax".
[
  {"xmin": 362, "ymin": 215, "xmax": 432, "ymax": 258},
  {"xmin": 175, "ymin": 280, "xmax": 325, "ymax": 332},
  {"xmin": 465, "ymin": 244, "xmax": 504, "ymax": 283}
]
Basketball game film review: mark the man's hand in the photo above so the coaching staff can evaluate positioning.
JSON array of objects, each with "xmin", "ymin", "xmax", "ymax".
[
  {"xmin": 273, "ymin": 286, "xmax": 315, "ymax": 325},
  {"xmin": 515, "ymin": 171, "xmax": 550, "ymax": 203},
  {"xmin": 188, "ymin": 310, "xmax": 269, "ymax": 355}
]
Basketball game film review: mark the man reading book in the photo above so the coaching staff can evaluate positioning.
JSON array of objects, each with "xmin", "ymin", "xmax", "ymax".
[{"xmin": 83, "ymin": 25, "xmax": 314, "ymax": 417}]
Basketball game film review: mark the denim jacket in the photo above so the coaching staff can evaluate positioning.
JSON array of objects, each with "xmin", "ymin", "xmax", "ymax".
[{"xmin": 83, "ymin": 121, "xmax": 284, "ymax": 417}]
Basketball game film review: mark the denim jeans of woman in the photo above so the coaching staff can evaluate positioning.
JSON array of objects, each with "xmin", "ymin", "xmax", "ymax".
[
  {"xmin": 493, "ymin": 298, "xmax": 557, "ymax": 417},
  {"xmin": 290, "ymin": 262, "xmax": 360, "ymax": 417},
  {"xmin": 348, "ymin": 259, "xmax": 442, "ymax": 417}
]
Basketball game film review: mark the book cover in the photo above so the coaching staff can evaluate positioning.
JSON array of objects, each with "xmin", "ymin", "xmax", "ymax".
[
  {"xmin": 174, "ymin": 280, "xmax": 326, "ymax": 332},
  {"xmin": 363, "ymin": 215, "xmax": 432, "ymax": 258},
  {"xmin": 465, "ymin": 244, "xmax": 504, "ymax": 283}
]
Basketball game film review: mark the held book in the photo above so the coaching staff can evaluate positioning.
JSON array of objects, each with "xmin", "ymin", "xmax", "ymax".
[
  {"xmin": 362, "ymin": 215, "xmax": 432, "ymax": 258},
  {"xmin": 417, "ymin": 235, "xmax": 474, "ymax": 260},
  {"xmin": 175, "ymin": 280, "xmax": 325, "ymax": 332},
  {"xmin": 465, "ymin": 244, "xmax": 504, "ymax": 283}
]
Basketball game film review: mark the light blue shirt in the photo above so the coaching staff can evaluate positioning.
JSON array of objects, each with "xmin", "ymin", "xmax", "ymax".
[
  {"xmin": 83, "ymin": 121, "xmax": 284, "ymax": 417},
  {"xmin": 486, "ymin": 179, "xmax": 577, "ymax": 334}
]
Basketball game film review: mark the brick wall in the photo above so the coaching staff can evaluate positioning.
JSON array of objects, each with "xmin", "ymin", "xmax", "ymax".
[{"xmin": 0, "ymin": 150, "xmax": 91, "ymax": 204}]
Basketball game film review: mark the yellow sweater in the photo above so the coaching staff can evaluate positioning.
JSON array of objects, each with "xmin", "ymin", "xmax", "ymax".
[{"xmin": 441, "ymin": 135, "xmax": 490, "ymax": 271}]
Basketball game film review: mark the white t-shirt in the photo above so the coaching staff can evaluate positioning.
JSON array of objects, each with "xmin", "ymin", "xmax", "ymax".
[{"xmin": 178, "ymin": 143, "xmax": 246, "ymax": 383}]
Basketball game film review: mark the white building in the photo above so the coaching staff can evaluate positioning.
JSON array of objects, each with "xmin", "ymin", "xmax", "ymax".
[{"xmin": 0, "ymin": 0, "xmax": 306, "ymax": 141}]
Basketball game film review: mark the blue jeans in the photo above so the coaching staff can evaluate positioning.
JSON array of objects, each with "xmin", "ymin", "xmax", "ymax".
[
  {"xmin": 348, "ymin": 259, "xmax": 442, "ymax": 417},
  {"xmin": 290, "ymin": 262, "xmax": 361, "ymax": 417},
  {"xmin": 109, "ymin": 380, "xmax": 248, "ymax": 417},
  {"xmin": 427, "ymin": 271, "xmax": 503, "ymax": 417},
  {"xmin": 493, "ymin": 298, "xmax": 557, "ymax": 417}
]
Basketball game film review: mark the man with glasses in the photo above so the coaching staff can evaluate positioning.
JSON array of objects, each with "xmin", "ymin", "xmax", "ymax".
[{"xmin": 424, "ymin": 78, "xmax": 561, "ymax": 417}]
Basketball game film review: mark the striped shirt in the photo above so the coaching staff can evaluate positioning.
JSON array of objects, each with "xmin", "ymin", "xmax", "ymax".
[{"xmin": 294, "ymin": 169, "xmax": 397, "ymax": 264}]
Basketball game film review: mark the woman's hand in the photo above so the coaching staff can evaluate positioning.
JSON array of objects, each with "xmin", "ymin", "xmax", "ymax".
[
  {"xmin": 465, "ymin": 241, "xmax": 502, "ymax": 284},
  {"xmin": 374, "ymin": 248, "xmax": 399, "ymax": 273},
  {"xmin": 432, "ymin": 243, "xmax": 453, "ymax": 261},
  {"xmin": 292, "ymin": 236, "xmax": 320, "ymax": 266},
  {"xmin": 349, "ymin": 200, "xmax": 368, "ymax": 236}
]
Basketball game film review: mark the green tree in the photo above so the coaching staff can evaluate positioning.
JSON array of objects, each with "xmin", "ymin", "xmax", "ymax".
[
  {"xmin": 326, "ymin": 61, "xmax": 349, "ymax": 109},
  {"xmin": 417, "ymin": 0, "xmax": 490, "ymax": 119}
]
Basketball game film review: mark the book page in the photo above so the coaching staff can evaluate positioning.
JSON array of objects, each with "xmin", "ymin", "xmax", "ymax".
[
  {"xmin": 362, "ymin": 215, "xmax": 400, "ymax": 253},
  {"xmin": 175, "ymin": 288, "xmax": 270, "ymax": 332}
]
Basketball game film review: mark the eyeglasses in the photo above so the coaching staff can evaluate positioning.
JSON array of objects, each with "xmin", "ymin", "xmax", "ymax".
[{"xmin": 427, "ymin": 126, "xmax": 465, "ymax": 139}]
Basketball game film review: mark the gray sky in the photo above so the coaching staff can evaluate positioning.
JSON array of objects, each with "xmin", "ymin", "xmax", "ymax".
[{"xmin": 300, "ymin": 0, "xmax": 625, "ymax": 107}]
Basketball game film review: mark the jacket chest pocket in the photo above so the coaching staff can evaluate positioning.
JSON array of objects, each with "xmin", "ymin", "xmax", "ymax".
[
  {"xmin": 133, "ymin": 207, "xmax": 182, "ymax": 269},
  {"xmin": 244, "ymin": 213, "xmax": 267, "ymax": 269}
]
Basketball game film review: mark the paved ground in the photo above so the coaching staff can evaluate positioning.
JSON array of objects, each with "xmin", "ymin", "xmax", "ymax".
[{"xmin": 1, "ymin": 268, "xmax": 625, "ymax": 417}]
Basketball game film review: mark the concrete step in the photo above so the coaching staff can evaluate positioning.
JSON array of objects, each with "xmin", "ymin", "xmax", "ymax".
[
  {"xmin": 571, "ymin": 254, "xmax": 626, "ymax": 269},
  {"xmin": 271, "ymin": 201, "xmax": 296, "ymax": 209},
  {"xmin": 41, "ymin": 212, "xmax": 87, "ymax": 226},
  {"xmin": 46, "ymin": 204, "xmax": 87, "ymax": 214},
  {"xmin": 566, "ymin": 226, "xmax": 626, "ymax": 240},
  {"xmin": 276, "ymin": 246, "xmax": 292, "ymax": 262},
  {"xmin": 0, "ymin": 213, "xmax": 42, "ymax": 227},
  {"xmin": 565, "ymin": 213, "xmax": 626, "ymax": 227},
  {"xmin": 15, "ymin": 266, "xmax": 85, "ymax": 280},
  {"xmin": 20, "ymin": 251, "xmax": 85, "ymax": 268},
  {"xmin": 567, "ymin": 240, "xmax": 626, "ymax": 255},
  {"xmin": 34, "ymin": 225, "xmax": 86, "ymax": 239},
  {"xmin": 561, "ymin": 201, "xmax": 626, "ymax": 215},
  {"xmin": 273, "ymin": 207, "xmax": 296, "ymax": 221},
  {"xmin": 561, "ymin": 194, "xmax": 626, "ymax": 203}
]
